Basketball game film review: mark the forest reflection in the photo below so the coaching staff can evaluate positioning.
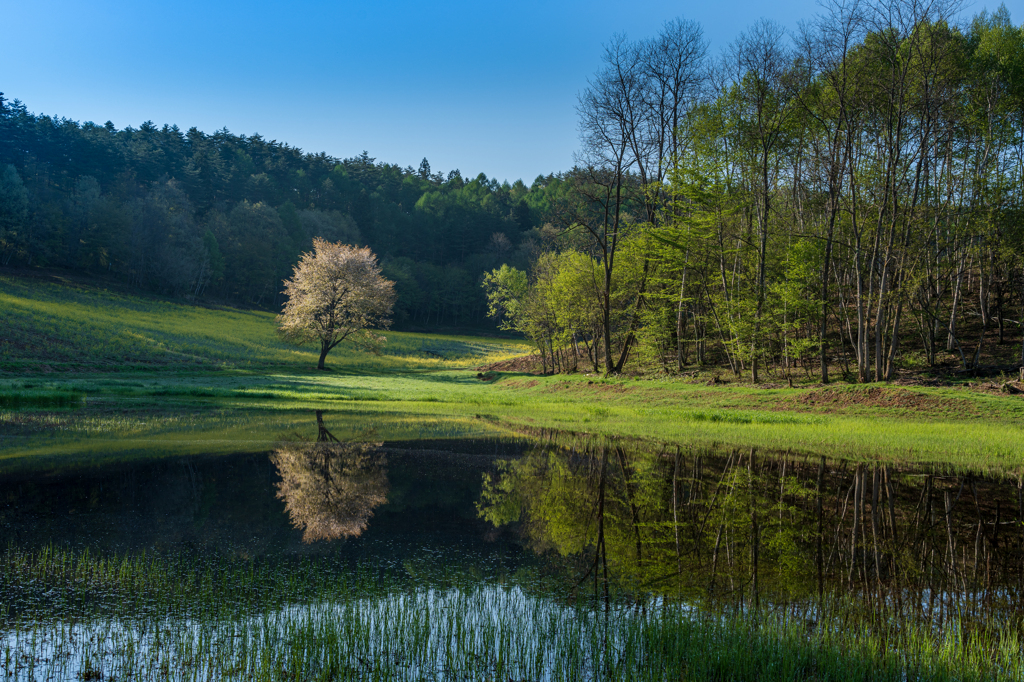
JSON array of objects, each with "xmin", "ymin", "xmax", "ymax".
[
  {"xmin": 271, "ymin": 411, "xmax": 388, "ymax": 542},
  {"xmin": 479, "ymin": 435, "xmax": 1024, "ymax": 628}
]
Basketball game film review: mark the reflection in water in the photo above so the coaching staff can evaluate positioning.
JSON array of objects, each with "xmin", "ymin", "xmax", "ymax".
[
  {"xmin": 272, "ymin": 411, "xmax": 388, "ymax": 542},
  {"xmin": 3, "ymin": 419, "xmax": 1024, "ymax": 678},
  {"xmin": 480, "ymin": 436, "xmax": 1024, "ymax": 629}
]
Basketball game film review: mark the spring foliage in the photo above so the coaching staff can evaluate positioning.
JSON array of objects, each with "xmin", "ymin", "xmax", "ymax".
[{"xmin": 277, "ymin": 239, "xmax": 395, "ymax": 369}]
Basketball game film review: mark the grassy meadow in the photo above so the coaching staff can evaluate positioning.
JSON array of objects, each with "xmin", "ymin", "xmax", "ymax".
[
  {"xmin": 3, "ymin": 272, "xmax": 1024, "ymax": 471},
  {"xmin": 0, "ymin": 273, "xmax": 526, "ymax": 372}
]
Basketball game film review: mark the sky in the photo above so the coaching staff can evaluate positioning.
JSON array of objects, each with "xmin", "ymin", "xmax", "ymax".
[{"xmin": 2, "ymin": 0, "xmax": 1021, "ymax": 185}]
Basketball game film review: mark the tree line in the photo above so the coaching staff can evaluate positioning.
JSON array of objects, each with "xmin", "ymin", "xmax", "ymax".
[
  {"xmin": 4, "ymin": 0, "xmax": 1023, "ymax": 379},
  {"xmin": 486, "ymin": 1, "xmax": 1024, "ymax": 380},
  {"xmin": 0, "ymin": 99, "xmax": 568, "ymax": 326}
]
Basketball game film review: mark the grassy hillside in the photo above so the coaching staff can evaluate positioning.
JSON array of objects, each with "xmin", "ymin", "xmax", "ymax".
[
  {"xmin": 0, "ymin": 273, "xmax": 527, "ymax": 372},
  {"xmin": 3, "ymin": 272, "xmax": 1024, "ymax": 471}
]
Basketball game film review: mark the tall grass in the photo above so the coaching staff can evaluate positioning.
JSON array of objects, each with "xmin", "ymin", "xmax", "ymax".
[{"xmin": 1, "ymin": 546, "xmax": 1019, "ymax": 681}]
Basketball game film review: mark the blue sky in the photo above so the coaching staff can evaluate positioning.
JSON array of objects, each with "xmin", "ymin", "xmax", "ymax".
[{"xmin": 2, "ymin": 0, "xmax": 1020, "ymax": 184}]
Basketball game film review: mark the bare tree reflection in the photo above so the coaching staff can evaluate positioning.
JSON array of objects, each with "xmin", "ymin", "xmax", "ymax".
[{"xmin": 272, "ymin": 411, "xmax": 388, "ymax": 542}]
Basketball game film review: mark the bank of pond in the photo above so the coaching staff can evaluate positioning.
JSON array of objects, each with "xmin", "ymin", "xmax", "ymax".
[{"xmin": 1, "ymin": 412, "xmax": 1021, "ymax": 680}]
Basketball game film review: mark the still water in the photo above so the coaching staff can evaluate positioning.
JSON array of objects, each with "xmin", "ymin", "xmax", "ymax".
[{"xmin": 2, "ymin": 409, "xmax": 1023, "ymax": 680}]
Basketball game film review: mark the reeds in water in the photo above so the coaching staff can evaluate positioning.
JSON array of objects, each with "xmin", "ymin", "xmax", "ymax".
[{"xmin": 2, "ymin": 546, "xmax": 1021, "ymax": 681}]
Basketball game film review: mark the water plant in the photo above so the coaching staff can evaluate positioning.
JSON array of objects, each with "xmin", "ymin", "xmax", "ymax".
[{"xmin": 2, "ymin": 542, "xmax": 1021, "ymax": 681}]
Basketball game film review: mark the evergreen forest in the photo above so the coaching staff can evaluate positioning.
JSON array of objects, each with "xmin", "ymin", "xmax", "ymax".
[{"xmin": 0, "ymin": 102, "xmax": 564, "ymax": 326}]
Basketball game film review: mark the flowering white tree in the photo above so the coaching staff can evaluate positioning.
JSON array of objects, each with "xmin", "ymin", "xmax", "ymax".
[{"xmin": 278, "ymin": 239, "xmax": 396, "ymax": 370}]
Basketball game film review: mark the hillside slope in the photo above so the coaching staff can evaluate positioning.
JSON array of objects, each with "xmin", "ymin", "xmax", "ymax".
[{"xmin": 0, "ymin": 272, "xmax": 527, "ymax": 372}]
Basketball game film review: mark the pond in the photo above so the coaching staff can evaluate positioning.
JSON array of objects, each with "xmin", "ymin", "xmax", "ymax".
[{"xmin": 1, "ymin": 410, "xmax": 1022, "ymax": 681}]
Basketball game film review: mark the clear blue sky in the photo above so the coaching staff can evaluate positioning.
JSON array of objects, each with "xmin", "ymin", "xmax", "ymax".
[{"xmin": 2, "ymin": 0, "xmax": 1019, "ymax": 184}]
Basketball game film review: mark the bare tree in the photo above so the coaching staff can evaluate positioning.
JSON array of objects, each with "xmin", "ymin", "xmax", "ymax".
[
  {"xmin": 642, "ymin": 18, "xmax": 711, "ymax": 217},
  {"xmin": 795, "ymin": 0, "xmax": 866, "ymax": 382},
  {"xmin": 574, "ymin": 21, "xmax": 709, "ymax": 374},
  {"xmin": 575, "ymin": 36, "xmax": 643, "ymax": 374},
  {"xmin": 644, "ymin": 20, "xmax": 711, "ymax": 371}
]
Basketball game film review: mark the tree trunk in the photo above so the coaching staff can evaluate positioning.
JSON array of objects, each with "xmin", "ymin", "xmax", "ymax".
[
  {"xmin": 676, "ymin": 275, "xmax": 687, "ymax": 371},
  {"xmin": 317, "ymin": 342, "xmax": 330, "ymax": 370}
]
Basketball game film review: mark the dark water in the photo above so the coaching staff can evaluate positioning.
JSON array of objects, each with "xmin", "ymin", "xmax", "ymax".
[
  {"xmin": 3, "ymin": 410, "xmax": 1024, "ymax": 680},
  {"xmin": 0, "ymin": 432, "xmax": 534, "ymax": 580},
  {"xmin": 4, "ymin": 411, "xmax": 1024, "ymax": 607},
  {"xmin": 484, "ymin": 437, "xmax": 1024, "ymax": 619}
]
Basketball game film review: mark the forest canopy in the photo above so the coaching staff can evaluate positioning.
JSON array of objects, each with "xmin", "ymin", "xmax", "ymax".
[{"xmin": 484, "ymin": 2, "xmax": 1024, "ymax": 380}]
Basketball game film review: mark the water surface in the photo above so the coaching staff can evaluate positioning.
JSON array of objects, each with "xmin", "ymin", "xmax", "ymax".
[{"xmin": 2, "ymin": 410, "xmax": 1022, "ymax": 680}]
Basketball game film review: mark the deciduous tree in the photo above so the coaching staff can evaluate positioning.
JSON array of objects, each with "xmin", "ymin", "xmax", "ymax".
[{"xmin": 278, "ymin": 239, "xmax": 395, "ymax": 370}]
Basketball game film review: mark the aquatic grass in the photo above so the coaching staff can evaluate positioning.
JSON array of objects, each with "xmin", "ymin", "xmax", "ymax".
[
  {"xmin": 4, "ymin": 434, "xmax": 1024, "ymax": 681},
  {"xmin": 2, "ymin": 545, "xmax": 1020, "ymax": 681}
]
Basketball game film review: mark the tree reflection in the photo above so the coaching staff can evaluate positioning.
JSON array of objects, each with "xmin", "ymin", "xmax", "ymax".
[
  {"xmin": 272, "ymin": 411, "xmax": 388, "ymax": 542},
  {"xmin": 480, "ymin": 434, "xmax": 1024, "ymax": 626}
]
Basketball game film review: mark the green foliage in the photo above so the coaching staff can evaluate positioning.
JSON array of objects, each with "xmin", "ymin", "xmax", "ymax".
[
  {"xmin": 528, "ymin": 8, "xmax": 1024, "ymax": 381},
  {"xmin": 483, "ymin": 250, "xmax": 609, "ymax": 373},
  {"xmin": 481, "ymin": 264, "xmax": 528, "ymax": 331},
  {"xmin": 0, "ymin": 164, "xmax": 28, "ymax": 265}
]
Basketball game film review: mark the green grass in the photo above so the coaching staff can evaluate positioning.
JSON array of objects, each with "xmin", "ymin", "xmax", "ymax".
[
  {"xmin": 0, "ymin": 274, "xmax": 528, "ymax": 371},
  {"xmin": 2, "ymin": 546, "xmax": 1019, "ymax": 682},
  {"xmin": 5, "ymin": 372, "xmax": 1024, "ymax": 473},
  {"xmin": 0, "ymin": 388, "xmax": 84, "ymax": 409},
  {"xmin": 3, "ymin": 272, "xmax": 1024, "ymax": 471}
]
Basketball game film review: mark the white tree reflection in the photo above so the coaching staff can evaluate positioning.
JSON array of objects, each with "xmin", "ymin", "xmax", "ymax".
[{"xmin": 272, "ymin": 412, "xmax": 388, "ymax": 542}]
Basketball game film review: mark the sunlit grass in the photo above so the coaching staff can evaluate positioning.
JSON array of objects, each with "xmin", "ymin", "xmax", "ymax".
[
  {"xmin": 4, "ymin": 274, "xmax": 1024, "ymax": 471},
  {"xmin": 4, "ymin": 386, "xmax": 1024, "ymax": 474},
  {"xmin": 0, "ymin": 275, "xmax": 528, "ymax": 371}
]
